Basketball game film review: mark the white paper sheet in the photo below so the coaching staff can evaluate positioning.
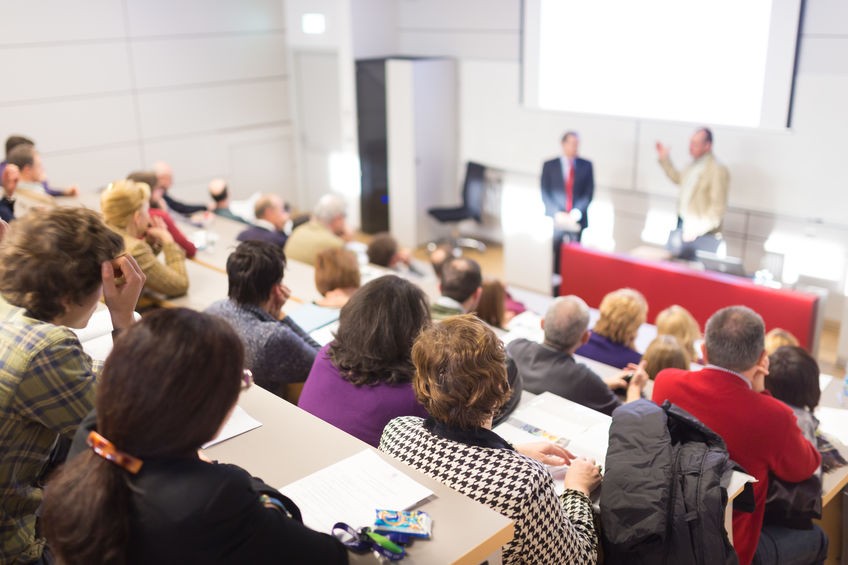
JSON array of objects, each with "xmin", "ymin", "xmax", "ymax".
[
  {"xmin": 816, "ymin": 406, "xmax": 848, "ymax": 445},
  {"xmin": 202, "ymin": 406, "xmax": 262, "ymax": 449},
  {"xmin": 280, "ymin": 449, "xmax": 434, "ymax": 534},
  {"xmin": 818, "ymin": 374, "xmax": 833, "ymax": 392},
  {"xmin": 310, "ymin": 321, "xmax": 339, "ymax": 346}
]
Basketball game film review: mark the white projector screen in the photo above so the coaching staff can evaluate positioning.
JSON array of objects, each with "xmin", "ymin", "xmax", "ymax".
[{"xmin": 522, "ymin": 0, "xmax": 803, "ymax": 129}]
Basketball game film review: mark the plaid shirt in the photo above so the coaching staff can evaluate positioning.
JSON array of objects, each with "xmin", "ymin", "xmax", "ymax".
[{"xmin": 0, "ymin": 299, "xmax": 98, "ymax": 564}]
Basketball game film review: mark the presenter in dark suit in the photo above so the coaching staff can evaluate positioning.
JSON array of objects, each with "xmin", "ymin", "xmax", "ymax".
[{"xmin": 541, "ymin": 131, "xmax": 594, "ymax": 289}]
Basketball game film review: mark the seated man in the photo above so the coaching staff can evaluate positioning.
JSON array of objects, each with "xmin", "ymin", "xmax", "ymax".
[
  {"xmin": 236, "ymin": 194, "xmax": 290, "ymax": 248},
  {"xmin": 430, "ymin": 257, "xmax": 483, "ymax": 321},
  {"xmin": 0, "ymin": 163, "xmax": 19, "ymax": 222},
  {"xmin": 205, "ymin": 241, "xmax": 319, "ymax": 401},
  {"xmin": 3, "ymin": 136, "xmax": 78, "ymax": 196},
  {"xmin": 208, "ymin": 178, "xmax": 249, "ymax": 224},
  {"xmin": 652, "ymin": 306, "xmax": 825, "ymax": 565},
  {"xmin": 508, "ymin": 296, "xmax": 647, "ymax": 416},
  {"xmin": 152, "ymin": 161, "xmax": 209, "ymax": 216},
  {"xmin": 284, "ymin": 194, "xmax": 350, "ymax": 265}
]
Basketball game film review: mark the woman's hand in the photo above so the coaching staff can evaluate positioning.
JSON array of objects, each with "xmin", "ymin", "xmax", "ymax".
[
  {"xmin": 145, "ymin": 216, "xmax": 174, "ymax": 245},
  {"xmin": 563, "ymin": 457, "xmax": 603, "ymax": 496},
  {"xmin": 516, "ymin": 442, "xmax": 575, "ymax": 467}
]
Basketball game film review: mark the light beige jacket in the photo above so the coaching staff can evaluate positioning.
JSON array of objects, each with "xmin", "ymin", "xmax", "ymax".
[{"xmin": 659, "ymin": 152, "xmax": 729, "ymax": 236}]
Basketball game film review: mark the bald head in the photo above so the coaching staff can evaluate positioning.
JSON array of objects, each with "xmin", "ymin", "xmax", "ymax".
[
  {"xmin": 543, "ymin": 295, "xmax": 590, "ymax": 352},
  {"xmin": 208, "ymin": 178, "xmax": 229, "ymax": 208},
  {"xmin": 152, "ymin": 161, "xmax": 173, "ymax": 190}
]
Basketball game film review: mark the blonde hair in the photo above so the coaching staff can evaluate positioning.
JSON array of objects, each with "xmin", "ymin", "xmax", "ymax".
[
  {"xmin": 592, "ymin": 288, "xmax": 647, "ymax": 346},
  {"xmin": 764, "ymin": 328, "xmax": 800, "ymax": 356},
  {"xmin": 643, "ymin": 335, "xmax": 690, "ymax": 379},
  {"xmin": 655, "ymin": 305, "xmax": 701, "ymax": 364},
  {"xmin": 101, "ymin": 179, "xmax": 150, "ymax": 230}
]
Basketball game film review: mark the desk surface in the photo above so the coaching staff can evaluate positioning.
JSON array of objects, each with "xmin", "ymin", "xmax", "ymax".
[
  {"xmin": 819, "ymin": 379, "xmax": 848, "ymax": 505},
  {"xmin": 203, "ymin": 385, "xmax": 513, "ymax": 565}
]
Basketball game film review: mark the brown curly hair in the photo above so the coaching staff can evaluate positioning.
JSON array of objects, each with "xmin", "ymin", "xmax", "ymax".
[
  {"xmin": 0, "ymin": 207, "xmax": 124, "ymax": 321},
  {"xmin": 592, "ymin": 288, "xmax": 648, "ymax": 347},
  {"xmin": 412, "ymin": 314, "xmax": 509, "ymax": 429}
]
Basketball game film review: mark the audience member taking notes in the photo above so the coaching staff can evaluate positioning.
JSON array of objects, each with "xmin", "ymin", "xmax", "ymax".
[
  {"xmin": 41, "ymin": 309, "xmax": 347, "ymax": 564},
  {"xmin": 380, "ymin": 315, "xmax": 602, "ymax": 565},
  {"xmin": 508, "ymin": 295, "xmax": 648, "ymax": 416},
  {"xmin": 298, "ymin": 276, "xmax": 430, "ymax": 447},
  {"xmin": 652, "ymin": 306, "xmax": 824, "ymax": 565},
  {"xmin": 101, "ymin": 179, "xmax": 189, "ymax": 300},
  {"xmin": 0, "ymin": 208, "xmax": 144, "ymax": 564},
  {"xmin": 206, "ymin": 241, "xmax": 319, "ymax": 402}
]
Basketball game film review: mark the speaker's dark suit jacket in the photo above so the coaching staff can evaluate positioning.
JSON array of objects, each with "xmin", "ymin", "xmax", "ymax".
[{"xmin": 541, "ymin": 156, "xmax": 594, "ymax": 232}]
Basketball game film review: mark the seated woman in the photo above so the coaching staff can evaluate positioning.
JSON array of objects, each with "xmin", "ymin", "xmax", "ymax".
[
  {"xmin": 576, "ymin": 288, "xmax": 646, "ymax": 368},
  {"xmin": 764, "ymin": 327, "xmax": 800, "ymax": 356},
  {"xmin": 0, "ymin": 207, "xmax": 144, "ymax": 564},
  {"xmin": 127, "ymin": 170, "xmax": 197, "ymax": 258},
  {"xmin": 380, "ymin": 314, "xmax": 602, "ymax": 565},
  {"xmin": 101, "ymin": 179, "xmax": 189, "ymax": 299},
  {"xmin": 642, "ymin": 335, "xmax": 690, "ymax": 379},
  {"xmin": 41, "ymin": 309, "xmax": 347, "ymax": 564},
  {"xmin": 759, "ymin": 345, "xmax": 829, "ymax": 562},
  {"xmin": 298, "ymin": 276, "xmax": 429, "ymax": 446},
  {"xmin": 314, "ymin": 247, "xmax": 361, "ymax": 308},
  {"xmin": 655, "ymin": 304, "xmax": 701, "ymax": 364}
]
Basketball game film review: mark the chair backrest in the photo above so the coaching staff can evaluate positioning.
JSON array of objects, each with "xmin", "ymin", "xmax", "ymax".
[{"xmin": 462, "ymin": 162, "xmax": 487, "ymax": 222}]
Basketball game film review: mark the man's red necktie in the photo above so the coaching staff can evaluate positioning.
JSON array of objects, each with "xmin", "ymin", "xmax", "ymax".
[{"xmin": 565, "ymin": 161, "xmax": 574, "ymax": 212}]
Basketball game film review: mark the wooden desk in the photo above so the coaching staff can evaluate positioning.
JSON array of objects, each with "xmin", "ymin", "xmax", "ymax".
[
  {"xmin": 203, "ymin": 385, "xmax": 514, "ymax": 565},
  {"xmin": 817, "ymin": 378, "xmax": 848, "ymax": 565},
  {"xmin": 161, "ymin": 260, "xmax": 229, "ymax": 311}
]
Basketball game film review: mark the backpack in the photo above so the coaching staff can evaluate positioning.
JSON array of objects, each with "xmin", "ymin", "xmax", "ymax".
[{"xmin": 600, "ymin": 399, "xmax": 739, "ymax": 565}]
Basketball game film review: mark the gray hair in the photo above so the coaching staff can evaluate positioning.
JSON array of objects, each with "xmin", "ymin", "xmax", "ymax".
[
  {"xmin": 704, "ymin": 306, "xmax": 765, "ymax": 372},
  {"xmin": 543, "ymin": 295, "xmax": 590, "ymax": 352},
  {"xmin": 313, "ymin": 194, "xmax": 347, "ymax": 224}
]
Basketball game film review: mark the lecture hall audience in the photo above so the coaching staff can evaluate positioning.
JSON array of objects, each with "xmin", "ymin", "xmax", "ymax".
[
  {"xmin": 298, "ymin": 275, "xmax": 430, "ymax": 447},
  {"xmin": 507, "ymin": 295, "xmax": 648, "ymax": 416},
  {"xmin": 3, "ymin": 135, "xmax": 79, "ymax": 196},
  {"xmin": 126, "ymin": 170, "xmax": 197, "ymax": 258},
  {"xmin": 655, "ymin": 304, "xmax": 702, "ymax": 364},
  {"xmin": 206, "ymin": 241, "xmax": 319, "ymax": 402},
  {"xmin": 430, "ymin": 256, "xmax": 483, "ymax": 320},
  {"xmin": 237, "ymin": 194, "xmax": 291, "ymax": 248},
  {"xmin": 380, "ymin": 315, "xmax": 602, "ymax": 565},
  {"xmin": 313, "ymin": 247, "xmax": 361, "ymax": 308},
  {"xmin": 41, "ymin": 309, "xmax": 348, "ymax": 564},
  {"xmin": 152, "ymin": 161, "xmax": 209, "ymax": 216},
  {"xmin": 101, "ymin": 179, "xmax": 190, "ymax": 300},
  {"xmin": 652, "ymin": 306, "xmax": 824, "ymax": 565},
  {"xmin": 0, "ymin": 207, "xmax": 144, "ymax": 564},
  {"xmin": 575, "ymin": 287, "xmax": 647, "ymax": 367},
  {"xmin": 284, "ymin": 193, "xmax": 351, "ymax": 265}
]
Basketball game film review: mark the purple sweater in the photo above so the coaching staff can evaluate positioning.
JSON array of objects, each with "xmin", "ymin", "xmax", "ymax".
[
  {"xmin": 298, "ymin": 344, "xmax": 428, "ymax": 447},
  {"xmin": 575, "ymin": 331, "xmax": 642, "ymax": 369}
]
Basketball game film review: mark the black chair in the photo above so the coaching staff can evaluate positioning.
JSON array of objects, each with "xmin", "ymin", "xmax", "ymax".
[{"xmin": 427, "ymin": 161, "xmax": 487, "ymax": 252}]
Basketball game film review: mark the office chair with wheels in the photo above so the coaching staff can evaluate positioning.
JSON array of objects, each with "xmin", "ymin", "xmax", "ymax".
[{"xmin": 427, "ymin": 161, "xmax": 488, "ymax": 253}]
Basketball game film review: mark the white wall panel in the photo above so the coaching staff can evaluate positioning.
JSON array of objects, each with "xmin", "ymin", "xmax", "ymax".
[
  {"xmin": 803, "ymin": 0, "xmax": 848, "ymax": 36},
  {"xmin": 399, "ymin": 30, "xmax": 519, "ymax": 61},
  {"xmin": 230, "ymin": 135, "xmax": 297, "ymax": 201},
  {"xmin": 43, "ymin": 145, "xmax": 143, "ymax": 192},
  {"xmin": 0, "ymin": 43, "xmax": 131, "ymax": 104},
  {"xmin": 125, "ymin": 0, "xmax": 284, "ymax": 37},
  {"xmin": 798, "ymin": 37, "xmax": 848, "ymax": 76},
  {"xmin": 398, "ymin": 0, "xmax": 520, "ymax": 31},
  {"xmin": 136, "ymin": 80, "xmax": 289, "ymax": 139},
  {"xmin": 0, "ymin": 95, "xmax": 138, "ymax": 153},
  {"xmin": 0, "ymin": 0, "xmax": 124, "ymax": 45},
  {"xmin": 131, "ymin": 33, "xmax": 286, "ymax": 89},
  {"xmin": 459, "ymin": 60, "xmax": 637, "ymax": 187}
]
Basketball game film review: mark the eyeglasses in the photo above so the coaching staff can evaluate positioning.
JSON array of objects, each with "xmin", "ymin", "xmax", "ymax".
[{"xmin": 242, "ymin": 369, "xmax": 253, "ymax": 391}]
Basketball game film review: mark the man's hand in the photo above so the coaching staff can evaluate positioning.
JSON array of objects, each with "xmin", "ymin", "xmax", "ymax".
[
  {"xmin": 63, "ymin": 184, "xmax": 80, "ymax": 197},
  {"xmin": 516, "ymin": 442, "xmax": 575, "ymax": 467},
  {"xmin": 102, "ymin": 255, "xmax": 146, "ymax": 331},
  {"xmin": 655, "ymin": 141, "xmax": 670, "ymax": 161},
  {"xmin": 2, "ymin": 164, "xmax": 19, "ymax": 198}
]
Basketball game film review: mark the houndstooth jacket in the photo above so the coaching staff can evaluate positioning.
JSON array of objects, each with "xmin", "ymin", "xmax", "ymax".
[{"xmin": 379, "ymin": 416, "xmax": 598, "ymax": 565}]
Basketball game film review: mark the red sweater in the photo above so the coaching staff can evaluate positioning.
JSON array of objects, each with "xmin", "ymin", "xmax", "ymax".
[
  {"xmin": 652, "ymin": 367, "xmax": 820, "ymax": 565},
  {"xmin": 149, "ymin": 208, "xmax": 197, "ymax": 258}
]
